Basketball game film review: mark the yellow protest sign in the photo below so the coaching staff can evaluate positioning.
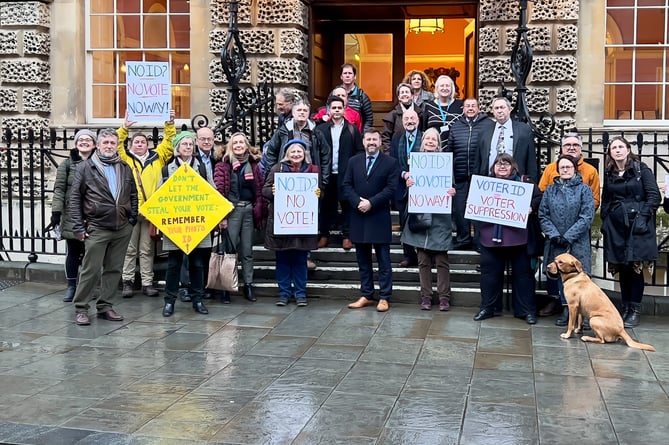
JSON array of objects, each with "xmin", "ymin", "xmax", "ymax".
[{"xmin": 140, "ymin": 163, "xmax": 233, "ymax": 254}]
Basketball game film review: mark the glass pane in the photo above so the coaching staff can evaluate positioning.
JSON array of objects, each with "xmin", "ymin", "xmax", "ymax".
[
  {"xmin": 90, "ymin": 16, "xmax": 114, "ymax": 48},
  {"xmin": 634, "ymin": 84, "xmax": 659, "ymax": 118},
  {"xmin": 144, "ymin": 0, "xmax": 167, "ymax": 13},
  {"xmin": 639, "ymin": 0, "xmax": 665, "ymax": 6},
  {"xmin": 607, "ymin": 84, "xmax": 633, "ymax": 119},
  {"xmin": 171, "ymin": 0, "xmax": 190, "ymax": 13},
  {"xmin": 605, "ymin": 47, "xmax": 632, "ymax": 82},
  {"xmin": 173, "ymin": 51, "xmax": 190, "ymax": 84},
  {"xmin": 146, "ymin": 51, "xmax": 169, "ymax": 63},
  {"xmin": 345, "ymin": 34, "xmax": 393, "ymax": 102},
  {"xmin": 118, "ymin": 0, "xmax": 140, "ymax": 13},
  {"xmin": 608, "ymin": 9, "xmax": 635, "ymax": 44},
  {"xmin": 92, "ymin": 51, "xmax": 116, "ymax": 83},
  {"xmin": 637, "ymin": 9, "xmax": 665, "ymax": 44},
  {"xmin": 92, "ymin": 85, "xmax": 117, "ymax": 118},
  {"xmin": 173, "ymin": 85, "xmax": 191, "ymax": 118},
  {"xmin": 118, "ymin": 15, "xmax": 140, "ymax": 48},
  {"xmin": 607, "ymin": 0, "xmax": 634, "ymax": 5},
  {"xmin": 635, "ymin": 48, "xmax": 663, "ymax": 82},
  {"xmin": 171, "ymin": 15, "xmax": 190, "ymax": 48},
  {"xmin": 90, "ymin": 0, "xmax": 114, "ymax": 14},
  {"xmin": 144, "ymin": 14, "xmax": 167, "ymax": 48}
]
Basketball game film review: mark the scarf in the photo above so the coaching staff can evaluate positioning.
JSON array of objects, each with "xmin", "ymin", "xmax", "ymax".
[
  {"xmin": 282, "ymin": 161, "xmax": 308, "ymax": 173},
  {"xmin": 232, "ymin": 152, "xmax": 254, "ymax": 181},
  {"xmin": 94, "ymin": 150, "xmax": 121, "ymax": 165}
]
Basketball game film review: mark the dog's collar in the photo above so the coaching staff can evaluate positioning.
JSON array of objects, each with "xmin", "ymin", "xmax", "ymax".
[{"xmin": 558, "ymin": 270, "xmax": 581, "ymax": 281}]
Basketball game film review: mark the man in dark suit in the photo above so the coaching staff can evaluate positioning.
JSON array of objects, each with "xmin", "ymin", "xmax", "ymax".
[
  {"xmin": 316, "ymin": 95, "xmax": 364, "ymax": 250},
  {"xmin": 343, "ymin": 129, "xmax": 398, "ymax": 312},
  {"xmin": 389, "ymin": 108, "xmax": 422, "ymax": 266},
  {"xmin": 475, "ymin": 97, "xmax": 538, "ymax": 182}
]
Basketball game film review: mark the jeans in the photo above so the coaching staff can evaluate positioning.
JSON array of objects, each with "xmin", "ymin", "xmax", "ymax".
[
  {"xmin": 165, "ymin": 248, "xmax": 207, "ymax": 304},
  {"xmin": 226, "ymin": 202, "xmax": 255, "ymax": 285},
  {"xmin": 275, "ymin": 250, "xmax": 308, "ymax": 298},
  {"xmin": 355, "ymin": 242, "xmax": 392, "ymax": 300}
]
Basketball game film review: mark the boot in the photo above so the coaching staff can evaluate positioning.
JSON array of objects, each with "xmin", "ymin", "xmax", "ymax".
[
  {"xmin": 439, "ymin": 296, "xmax": 450, "ymax": 312},
  {"xmin": 620, "ymin": 302, "xmax": 631, "ymax": 321},
  {"xmin": 624, "ymin": 303, "xmax": 642, "ymax": 328},
  {"xmin": 244, "ymin": 284, "xmax": 257, "ymax": 302},
  {"xmin": 420, "ymin": 296, "xmax": 432, "ymax": 310},
  {"xmin": 63, "ymin": 285, "xmax": 76, "ymax": 302},
  {"xmin": 122, "ymin": 280, "xmax": 134, "ymax": 298},
  {"xmin": 555, "ymin": 306, "xmax": 569, "ymax": 326},
  {"xmin": 220, "ymin": 291, "xmax": 231, "ymax": 304}
]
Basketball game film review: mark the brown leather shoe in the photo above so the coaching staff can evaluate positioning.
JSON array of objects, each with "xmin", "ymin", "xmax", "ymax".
[
  {"xmin": 348, "ymin": 297, "xmax": 375, "ymax": 309},
  {"xmin": 97, "ymin": 309, "xmax": 124, "ymax": 321},
  {"xmin": 317, "ymin": 237, "xmax": 329, "ymax": 248},
  {"xmin": 398, "ymin": 259, "xmax": 417, "ymax": 267},
  {"xmin": 75, "ymin": 312, "xmax": 90, "ymax": 326},
  {"xmin": 376, "ymin": 299, "xmax": 389, "ymax": 312},
  {"xmin": 342, "ymin": 238, "xmax": 353, "ymax": 250}
]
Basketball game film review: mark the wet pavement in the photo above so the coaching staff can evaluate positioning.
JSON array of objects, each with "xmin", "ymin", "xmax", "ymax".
[{"xmin": 0, "ymin": 282, "xmax": 668, "ymax": 445}]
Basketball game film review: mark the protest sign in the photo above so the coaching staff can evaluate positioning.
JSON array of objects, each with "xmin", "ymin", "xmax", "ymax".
[
  {"xmin": 140, "ymin": 164, "xmax": 233, "ymax": 254},
  {"xmin": 126, "ymin": 61, "xmax": 171, "ymax": 122},
  {"xmin": 464, "ymin": 174, "xmax": 533, "ymax": 228},
  {"xmin": 407, "ymin": 152, "xmax": 453, "ymax": 214},
  {"xmin": 274, "ymin": 172, "xmax": 319, "ymax": 235}
]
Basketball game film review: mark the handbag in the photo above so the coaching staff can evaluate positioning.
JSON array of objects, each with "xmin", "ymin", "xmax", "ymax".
[
  {"xmin": 206, "ymin": 229, "xmax": 239, "ymax": 292},
  {"xmin": 408, "ymin": 212, "xmax": 432, "ymax": 232}
]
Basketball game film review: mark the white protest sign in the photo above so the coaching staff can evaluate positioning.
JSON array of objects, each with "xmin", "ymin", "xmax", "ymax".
[
  {"xmin": 665, "ymin": 175, "xmax": 669, "ymax": 198},
  {"xmin": 126, "ymin": 61, "xmax": 171, "ymax": 122},
  {"xmin": 407, "ymin": 152, "xmax": 453, "ymax": 214},
  {"xmin": 465, "ymin": 175, "xmax": 534, "ymax": 228},
  {"xmin": 273, "ymin": 172, "xmax": 319, "ymax": 235}
]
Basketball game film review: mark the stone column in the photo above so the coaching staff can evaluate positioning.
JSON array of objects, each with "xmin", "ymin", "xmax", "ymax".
[{"xmin": 0, "ymin": 0, "xmax": 52, "ymax": 137}]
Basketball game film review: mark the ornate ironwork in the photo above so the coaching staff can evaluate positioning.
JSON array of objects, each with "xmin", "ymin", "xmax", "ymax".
[
  {"xmin": 506, "ymin": 0, "xmax": 559, "ymax": 146},
  {"xmin": 190, "ymin": 0, "xmax": 276, "ymax": 147}
]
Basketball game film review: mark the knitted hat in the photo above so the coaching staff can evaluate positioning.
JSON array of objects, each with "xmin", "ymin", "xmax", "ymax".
[
  {"xmin": 281, "ymin": 138, "xmax": 308, "ymax": 151},
  {"xmin": 73, "ymin": 129, "xmax": 97, "ymax": 145},
  {"xmin": 173, "ymin": 131, "xmax": 197, "ymax": 156}
]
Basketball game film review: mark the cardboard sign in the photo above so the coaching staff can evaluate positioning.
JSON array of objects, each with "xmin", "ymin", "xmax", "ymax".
[
  {"xmin": 126, "ymin": 61, "xmax": 171, "ymax": 122},
  {"xmin": 407, "ymin": 152, "xmax": 453, "ymax": 214},
  {"xmin": 140, "ymin": 164, "xmax": 233, "ymax": 254},
  {"xmin": 273, "ymin": 172, "xmax": 319, "ymax": 235},
  {"xmin": 465, "ymin": 175, "xmax": 534, "ymax": 228}
]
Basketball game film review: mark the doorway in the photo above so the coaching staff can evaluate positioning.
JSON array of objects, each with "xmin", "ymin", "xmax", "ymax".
[{"xmin": 310, "ymin": 1, "xmax": 478, "ymax": 127}]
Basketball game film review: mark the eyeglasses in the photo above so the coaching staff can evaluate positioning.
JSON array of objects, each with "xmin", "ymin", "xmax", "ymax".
[
  {"xmin": 495, "ymin": 161, "xmax": 511, "ymax": 167},
  {"xmin": 559, "ymin": 165, "xmax": 575, "ymax": 170},
  {"xmin": 197, "ymin": 137, "xmax": 213, "ymax": 142},
  {"xmin": 562, "ymin": 143, "xmax": 582, "ymax": 149},
  {"xmin": 77, "ymin": 139, "xmax": 94, "ymax": 145}
]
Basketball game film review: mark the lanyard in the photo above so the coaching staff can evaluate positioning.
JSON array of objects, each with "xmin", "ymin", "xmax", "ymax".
[{"xmin": 437, "ymin": 101, "xmax": 451, "ymax": 123}]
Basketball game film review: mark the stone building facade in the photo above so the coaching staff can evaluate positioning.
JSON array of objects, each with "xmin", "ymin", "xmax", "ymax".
[{"xmin": 0, "ymin": 0, "xmax": 644, "ymax": 139}]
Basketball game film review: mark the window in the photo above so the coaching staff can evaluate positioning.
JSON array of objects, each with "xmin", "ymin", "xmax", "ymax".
[
  {"xmin": 86, "ymin": 0, "xmax": 190, "ymax": 122},
  {"xmin": 345, "ymin": 34, "xmax": 394, "ymax": 101},
  {"xmin": 605, "ymin": 0, "xmax": 668, "ymax": 123}
]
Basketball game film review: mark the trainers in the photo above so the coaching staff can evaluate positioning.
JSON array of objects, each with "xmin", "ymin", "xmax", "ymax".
[
  {"xmin": 276, "ymin": 296, "xmax": 289, "ymax": 306},
  {"xmin": 122, "ymin": 281, "xmax": 134, "ymax": 298},
  {"xmin": 296, "ymin": 298, "xmax": 308, "ymax": 307},
  {"xmin": 420, "ymin": 296, "xmax": 432, "ymax": 310},
  {"xmin": 142, "ymin": 285, "xmax": 159, "ymax": 297}
]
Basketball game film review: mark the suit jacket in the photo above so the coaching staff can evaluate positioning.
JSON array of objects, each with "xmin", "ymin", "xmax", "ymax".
[
  {"xmin": 315, "ymin": 119, "xmax": 363, "ymax": 194},
  {"xmin": 475, "ymin": 119, "xmax": 537, "ymax": 182},
  {"xmin": 389, "ymin": 130, "xmax": 422, "ymax": 201},
  {"xmin": 342, "ymin": 152, "xmax": 399, "ymax": 244}
]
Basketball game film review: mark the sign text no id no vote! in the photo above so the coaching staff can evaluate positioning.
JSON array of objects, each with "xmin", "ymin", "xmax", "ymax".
[{"xmin": 140, "ymin": 164, "xmax": 233, "ymax": 254}]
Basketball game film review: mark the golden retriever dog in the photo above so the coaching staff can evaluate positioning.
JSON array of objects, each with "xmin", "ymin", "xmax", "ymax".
[{"xmin": 546, "ymin": 253, "xmax": 655, "ymax": 352}]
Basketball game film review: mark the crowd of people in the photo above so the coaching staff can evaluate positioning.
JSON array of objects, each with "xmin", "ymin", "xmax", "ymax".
[{"xmin": 53, "ymin": 66, "xmax": 665, "ymax": 329}]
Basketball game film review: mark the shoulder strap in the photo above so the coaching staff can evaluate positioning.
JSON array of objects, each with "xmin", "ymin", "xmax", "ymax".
[
  {"xmin": 198, "ymin": 161, "xmax": 207, "ymax": 179},
  {"xmin": 162, "ymin": 165, "xmax": 169, "ymax": 182}
]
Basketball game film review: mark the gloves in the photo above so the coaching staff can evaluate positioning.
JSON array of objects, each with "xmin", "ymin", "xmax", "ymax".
[
  {"xmin": 551, "ymin": 236, "xmax": 570, "ymax": 248},
  {"xmin": 50, "ymin": 211, "xmax": 61, "ymax": 226},
  {"xmin": 128, "ymin": 216, "xmax": 137, "ymax": 226}
]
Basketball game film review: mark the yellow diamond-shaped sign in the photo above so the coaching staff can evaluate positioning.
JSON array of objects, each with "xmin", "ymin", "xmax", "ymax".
[{"xmin": 140, "ymin": 163, "xmax": 233, "ymax": 254}]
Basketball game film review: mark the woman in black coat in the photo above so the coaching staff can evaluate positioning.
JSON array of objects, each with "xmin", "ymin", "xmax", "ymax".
[{"xmin": 601, "ymin": 136, "xmax": 661, "ymax": 327}]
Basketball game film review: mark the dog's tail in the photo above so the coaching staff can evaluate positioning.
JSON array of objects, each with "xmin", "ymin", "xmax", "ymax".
[{"xmin": 619, "ymin": 330, "xmax": 656, "ymax": 352}]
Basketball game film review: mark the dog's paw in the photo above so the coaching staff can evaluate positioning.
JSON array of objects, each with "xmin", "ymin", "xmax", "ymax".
[{"xmin": 560, "ymin": 333, "xmax": 571, "ymax": 339}]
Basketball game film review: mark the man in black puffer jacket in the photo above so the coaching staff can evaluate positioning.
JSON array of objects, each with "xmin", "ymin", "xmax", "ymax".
[{"xmin": 446, "ymin": 98, "xmax": 494, "ymax": 249}]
